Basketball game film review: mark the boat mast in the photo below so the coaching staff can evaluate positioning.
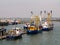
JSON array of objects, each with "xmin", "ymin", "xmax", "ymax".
[
  {"xmin": 40, "ymin": 11, "xmax": 42, "ymax": 25},
  {"xmin": 30, "ymin": 11, "xmax": 40, "ymax": 30},
  {"xmin": 44, "ymin": 10, "xmax": 46, "ymax": 21},
  {"xmin": 30, "ymin": 11, "xmax": 34, "ymax": 25},
  {"xmin": 46, "ymin": 11, "xmax": 52, "ymax": 25}
]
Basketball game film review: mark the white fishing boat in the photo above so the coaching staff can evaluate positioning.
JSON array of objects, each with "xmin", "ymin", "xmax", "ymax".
[
  {"xmin": 6, "ymin": 27, "xmax": 23, "ymax": 40},
  {"xmin": 42, "ymin": 12, "xmax": 54, "ymax": 31}
]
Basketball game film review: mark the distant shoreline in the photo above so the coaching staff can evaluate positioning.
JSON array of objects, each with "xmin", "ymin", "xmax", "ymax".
[{"xmin": 52, "ymin": 20, "xmax": 60, "ymax": 22}]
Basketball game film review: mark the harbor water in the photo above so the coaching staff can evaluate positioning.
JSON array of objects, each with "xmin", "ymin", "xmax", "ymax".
[{"xmin": 0, "ymin": 21, "xmax": 60, "ymax": 45}]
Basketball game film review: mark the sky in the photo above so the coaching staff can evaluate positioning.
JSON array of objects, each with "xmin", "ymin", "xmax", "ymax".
[{"xmin": 0, "ymin": 0, "xmax": 60, "ymax": 18}]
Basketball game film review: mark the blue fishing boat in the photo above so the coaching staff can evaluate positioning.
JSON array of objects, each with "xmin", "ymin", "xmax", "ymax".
[
  {"xmin": 27, "ymin": 26, "xmax": 42, "ymax": 34},
  {"xmin": 24, "ymin": 15, "xmax": 42, "ymax": 34}
]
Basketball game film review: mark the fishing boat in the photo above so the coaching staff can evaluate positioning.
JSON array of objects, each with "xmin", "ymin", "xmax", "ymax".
[
  {"xmin": 6, "ymin": 27, "xmax": 23, "ymax": 40},
  {"xmin": 42, "ymin": 12, "xmax": 54, "ymax": 31},
  {"xmin": 24, "ymin": 15, "xmax": 42, "ymax": 34},
  {"xmin": 0, "ymin": 20, "xmax": 9, "ymax": 26},
  {"xmin": 42, "ymin": 21, "xmax": 53, "ymax": 31},
  {"xmin": 27, "ymin": 25, "xmax": 42, "ymax": 34},
  {"xmin": 7, "ymin": 19, "xmax": 19, "ymax": 25}
]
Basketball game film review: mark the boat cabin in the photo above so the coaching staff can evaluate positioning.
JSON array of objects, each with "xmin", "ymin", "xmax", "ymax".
[{"xmin": 28, "ymin": 26, "xmax": 37, "ymax": 31}]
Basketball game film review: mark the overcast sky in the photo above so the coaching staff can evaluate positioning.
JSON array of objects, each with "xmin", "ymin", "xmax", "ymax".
[{"xmin": 0, "ymin": 0, "xmax": 60, "ymax": 18}]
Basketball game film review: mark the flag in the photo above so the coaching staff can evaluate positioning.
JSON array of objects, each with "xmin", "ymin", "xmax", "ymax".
[
  {"xmin": 50, "ymin": 10, "xmax": 52, "ymax": 14},
  {"xmin": 44, "ymin": 10, "xmax": 46, "ymax": 14},
  {"xmin": 40, "ymin": 11, "xmax": 42, "ymax": 14},
  {"xmin": 31, "ymin": 11, "xmax": 33, "ymax": 14}
]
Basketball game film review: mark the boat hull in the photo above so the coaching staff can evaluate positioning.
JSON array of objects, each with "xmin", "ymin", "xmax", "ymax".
[
  {"xmin": 27, "ymin": 30, "xmax": 42, "ymax": 34},
  {"xmin": 0, "ymin": 22, "xmax": 9, "ymax": 26},
  {"xmin": 6, "ymin": 34, "xmax": 22, "ymax": 40},
  {"xmin": 42, "ymin": 27, "xmax": 53, "ymax": 31}
]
